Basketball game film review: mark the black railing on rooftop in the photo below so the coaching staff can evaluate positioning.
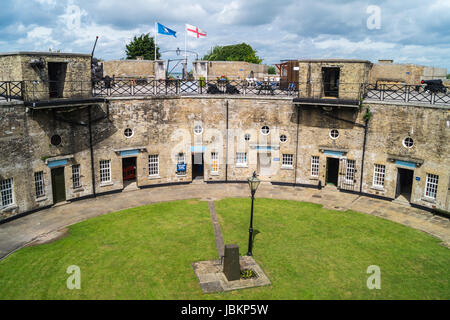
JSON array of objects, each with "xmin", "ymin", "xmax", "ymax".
[
  {"xmin": 1, "ymin": 79, "xmax": 449, "ymax": 105},
  {"xmin": 0, "ymin": 81, "xmax": 23, "ymax": 102}
]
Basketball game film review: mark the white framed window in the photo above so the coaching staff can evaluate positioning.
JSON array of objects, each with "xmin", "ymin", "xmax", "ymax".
[
  {"xmin": 372, "ymin": 164, "xmax": 385, "ymax": 188},
  {"xmin": 100, "ymin": 160, "xmax": 111, "ymax": 183},
  {"xmin": 280, "ymin": 134, "xmax": 287, "ymax": 143},
  {"xmin": 236, "ymin": 152, "xmax": 247, "ymax": 166},
  {"xmin": 124, "ymin": 128, "xmax": 134, "ymax": 138},
  {"xmin": 424, "ymin": 173, "xmax": 439, "ymax": 200},
  {"xmin": 211, "ymin": 152, "xmax": 219, "ymax": 173},
  {"xmin": 0, "ymin": 178, "xmax": 14, "ymax": 207},
  {"xmin": 148, "ymin": 155, "xmax": 159, "ymax": 176},
  {"xmin": 72, "ymin": 165, "xmax": 81, "ymax": 189},
  {"xmin": 194, "ymin": 125, "xmax": 203, "ymax": 135},
  {"xmin": 261, "ymin": 126, "xmax": 270, "ymax": 135},
  {"xmin": 177, "ymin": 153, "xmax": 185, "ymax": 164},
  {"xmin": 311, "ymin": 156, "xmax": 320, "ymax": 177},
  {"xmin": 282, "ymin": 154, "xmax": 294, "ymax": 167},
  {"xmin": 345, "ymin": 160, "xmax": 356, "ymax": 184},
  {"xmin": 403, "ymin": 137, "xmax": 414, "ymax": 148},
  {"xmin": 330, "ymin": 129, "xmax": 340, "ymax": 139},
  {"xmin": 34, "ymin": 171, "xmax": 45, "ymax": 197}
]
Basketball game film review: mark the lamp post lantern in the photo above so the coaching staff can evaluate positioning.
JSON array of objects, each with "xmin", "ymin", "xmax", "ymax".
[{"xmin": 247, "ymin": 171, "xmax": 261, "ymax": 256}]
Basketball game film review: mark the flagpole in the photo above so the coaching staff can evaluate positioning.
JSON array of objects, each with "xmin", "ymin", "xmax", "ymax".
[
  {"xmin": 184, "ymin": 25, "xmax": 187, "ymax": 80},
  {"xmin": 154, "ymin": 22, "xmax": 157, "ymax": 61}
]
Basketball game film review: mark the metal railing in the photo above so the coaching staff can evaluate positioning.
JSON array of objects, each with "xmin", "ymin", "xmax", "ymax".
[
  {"xmin": 361, "ymin": 83, "xmax": 450, "ymax": 105},
  {"xmin": 0, "ymin": 81, "xmax": 23, "ymax": 102},
  {"xmin": 2, "ymin": 79, "xmax": 449, "ymax": 106},
  {"xmin": 23, "ymin": 80, "xmax": 92, "ymax": 102},
  {"xmin": 93, "ymin": 79, "xmax": 300, "ymax": 97}
]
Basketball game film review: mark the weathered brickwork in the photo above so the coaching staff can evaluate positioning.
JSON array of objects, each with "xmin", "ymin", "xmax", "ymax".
[
  {"xmin": 102, "ymin": 60, "xmax": 166, "ymax": 80},
  {"xmin": 193, "ymin": 61, "xmax": 269, "ymax": 80},
  {"xmin": 0, "ymin": 52, "xmax": 91, "ymax": 101},
  {"xmin": 0, "ymin": 95, "xmax": 449, "ymax": 221}
]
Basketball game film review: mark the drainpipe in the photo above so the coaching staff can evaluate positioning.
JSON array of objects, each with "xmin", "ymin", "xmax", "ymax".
[
  {"xmin": 225, "ymin": 100, "xmax": 229, "ymax": 182},
  {"xmin": 359, "ymin": 107, "xmax": 369, "ymax": 193},
  {"xmin": 294, "ymin": 105, "xmax": 300, "ymax": 186},
  {"xmin": 88, "ymin": 106, "xmax": 97, "ymax": 197}
]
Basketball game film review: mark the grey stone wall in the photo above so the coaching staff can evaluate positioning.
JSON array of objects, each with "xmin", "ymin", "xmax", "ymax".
[{"xmin": 0, "ymin": 96, "xmax": 449, "ymax": 221}]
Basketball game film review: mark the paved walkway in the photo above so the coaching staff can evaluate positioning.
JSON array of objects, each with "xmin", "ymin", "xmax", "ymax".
[{"xmin": 0, "ymin": 183, "xmax": 449, "ymax": 260}]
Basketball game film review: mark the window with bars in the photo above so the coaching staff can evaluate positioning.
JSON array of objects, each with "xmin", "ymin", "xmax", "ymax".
[
  {"xmin": 148, "ymin": 155, "xmax": 159, "ymax": 176},
  {"xmin": 34, "ymin": 171, "xmax": 45, "ymax": 197},
  {"xmin": 372, "ymin": 164, "xmax": 385, "ymax": 188},
  {"xmin": 211, "ymin": 152, "xmax": 219, "ymax": 173},
  {"xmin": 72, "ymin": 165, "xmax": 81, "ymax": 189},
  {"xmin": 236, "ymin": 152, "xmax": 247, "ymax": 166},
  {"xmin": 311, "ymin": 156, "xmax": 320, "ymax": 177},
  {"xmin": 424, "ymin": 173, "xmax": 439, "ymax": 199},
  {"xmin": 345, "ymin": 160, "xmax": 356, "ymax": 184},
  {"xmin": 100, "ymin": 160, "xmax": 111, "ymax": 183},
  {"xmin": 177, "ymin": 153, "xmax": 185, "ymax": 164},
  {"xmin": 0, "ymin": 178, "xmax": 13, "ymax": 207},
  {"xmin": 282, "ymin": 154, "xmax": 294, "ymax": 167}
]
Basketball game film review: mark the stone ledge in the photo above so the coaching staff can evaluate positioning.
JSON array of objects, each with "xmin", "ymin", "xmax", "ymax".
[{"xmin": 192, "ymin": 256, "xmax": 271, "ymax": 294}]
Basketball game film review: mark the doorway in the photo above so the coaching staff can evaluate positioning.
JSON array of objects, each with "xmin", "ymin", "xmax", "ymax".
[
  {"xmin": 322, "ymin": 67, "xmax": 340, "ymax": 97},
  {"xmin": 122, "ymin": 157, "xmax": 137, "ymax": 182},
  {"xmin": 258, "ymin": 152, "xmax": 272, "ymax": 176},
  {"xmin": 395, "ymin": 168, "xmax": 414, "ymax": 201},
  {"xmin": 48, "ymin": 62, "xmax": 67, "ymax": 98},
  {"xmin": 192, "ymin": 153, "xmax": 204, "ymax": 180},
  {"xmin": 326, "ymin": 157, "xmax": 339, "ymax": 186},
  {"xmin": 51, "ymin": 167, "xmax": 66, "ymax": 204}
]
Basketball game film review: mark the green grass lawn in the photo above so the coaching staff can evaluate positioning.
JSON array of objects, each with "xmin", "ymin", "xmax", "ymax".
[{"xmin": 0, "ymin": 198, "xmax": 448, "ymax": 299}]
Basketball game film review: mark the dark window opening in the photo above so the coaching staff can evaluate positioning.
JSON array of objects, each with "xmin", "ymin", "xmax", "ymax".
[
  {"xmin": 48, "ymin": 62, "xmax": 67, "ymax": 98},
  {"xmin": 322, "ymin": 67, "xmax": 340, "ymax": 97},
  {"xmin": 51, "ymin": 134, "xmax": 62, "ymax": 146}
]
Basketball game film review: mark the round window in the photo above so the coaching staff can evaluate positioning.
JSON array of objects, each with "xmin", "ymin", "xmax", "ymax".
[
  {"xmin": 261, "ymin": 126, "xmax": 270, "ymax": 135},
  {"xmin": 244, "ymin": 133, "xmax": 251, "ymax": 141},
  {"xmin": 403, "ymin": 137, "xmax": 414, "ymax": 148},
  {"xmin": 329, "ymin": 129, "xmax": 340, "ymax": 139},
  {"xmin": 280, "ymin": 134, "xmax": 287, "ymax": 143},
  {"xmin": 124, "ymin": 128, "xmax": 133, "ymax": 138},
  {"xmin": 51, "ymin": 135, "xmax": 62, "ymax": 146},
  {"xmin": 194, "ymin": 124, "xmax": 203, "ymax": 135}
]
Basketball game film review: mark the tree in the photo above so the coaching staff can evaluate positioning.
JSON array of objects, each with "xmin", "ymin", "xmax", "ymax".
[
  {"xmin": 202, "ymin": 43, "xmax": 262, "ymax": 64},
  {"xmin": 268, "ymin": 66, "xmax": 276, "ymax": 75},
  {"xmin": 447, "ymin": 74, "xmax": 450, "ymax": 79},
  {"xmin": 125, "ymin": 33, "xmax": 160, "ymax": 60}
]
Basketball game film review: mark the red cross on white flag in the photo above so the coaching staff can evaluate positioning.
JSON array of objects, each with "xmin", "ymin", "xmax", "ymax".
[{"xmin": 186, "ymin": 24, "xmax": 207, "ymax": 38}]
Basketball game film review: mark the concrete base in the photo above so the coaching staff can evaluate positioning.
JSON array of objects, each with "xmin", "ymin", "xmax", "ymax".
[{"xmin": 192, "ymin": 256, "xmax": 271, "ymax": 293}]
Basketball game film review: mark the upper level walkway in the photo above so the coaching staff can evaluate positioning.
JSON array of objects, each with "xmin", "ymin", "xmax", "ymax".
[
  {"xmin": 1, "ymin": 80, "xmax": 449, "ymax": 107},
  {"xmin": 0, "ymin": 182, "xmax": 448, "ymax": 260}
]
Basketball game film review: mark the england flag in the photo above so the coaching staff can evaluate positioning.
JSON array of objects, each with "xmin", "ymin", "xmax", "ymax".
[{"xmin": 186, "ymin": 24, "xmax": 207, "ymax": 38}]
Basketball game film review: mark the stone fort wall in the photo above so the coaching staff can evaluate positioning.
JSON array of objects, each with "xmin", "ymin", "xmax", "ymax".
[{"xmin": 0, "ymin": 96, "xmax": 449, "ymax": 221}]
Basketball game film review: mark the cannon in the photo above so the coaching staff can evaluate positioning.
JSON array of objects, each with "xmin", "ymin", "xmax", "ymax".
[
  {"xmin": 225, "ymin": 83, "xmax": 240, "ymax": 94},
  {"xmin": 207, "ymin": 83, "xmax": 222, "ymax": 94},
  {"xmin": 421, "ymin": 79, "xmax": 447, "ymax": 93}
]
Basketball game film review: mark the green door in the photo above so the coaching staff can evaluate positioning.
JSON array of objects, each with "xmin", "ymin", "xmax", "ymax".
[{"xmin": 51, "ymin": 167, "xmax": 66, "ymax": 204}]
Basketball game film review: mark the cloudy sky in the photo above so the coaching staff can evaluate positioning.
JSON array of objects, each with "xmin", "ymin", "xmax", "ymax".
[{"xmin": 1, "ymin": 0, "xmax": 449, "ymax": 70}]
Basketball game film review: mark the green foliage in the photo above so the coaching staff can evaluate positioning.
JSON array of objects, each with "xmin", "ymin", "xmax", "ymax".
[
  {"xmin": 125, "ymin": 33, "xmax": 160, "ymax": 60},
  {"xmin": 202, "ymin": 43, "xmax": 263, "ymax": 64},
  {"xmin": 447, "ymin": 74, "xmax": 450, "ymax": 79},
  {"xmin": 268, "ymin": 66, "xmax": 276, "ymax": 75}
]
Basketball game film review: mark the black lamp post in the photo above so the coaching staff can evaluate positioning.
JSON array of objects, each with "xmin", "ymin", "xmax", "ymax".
[{"xmin": 247, "ymin": 171, "xmax": 261, "ymax": 256}]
